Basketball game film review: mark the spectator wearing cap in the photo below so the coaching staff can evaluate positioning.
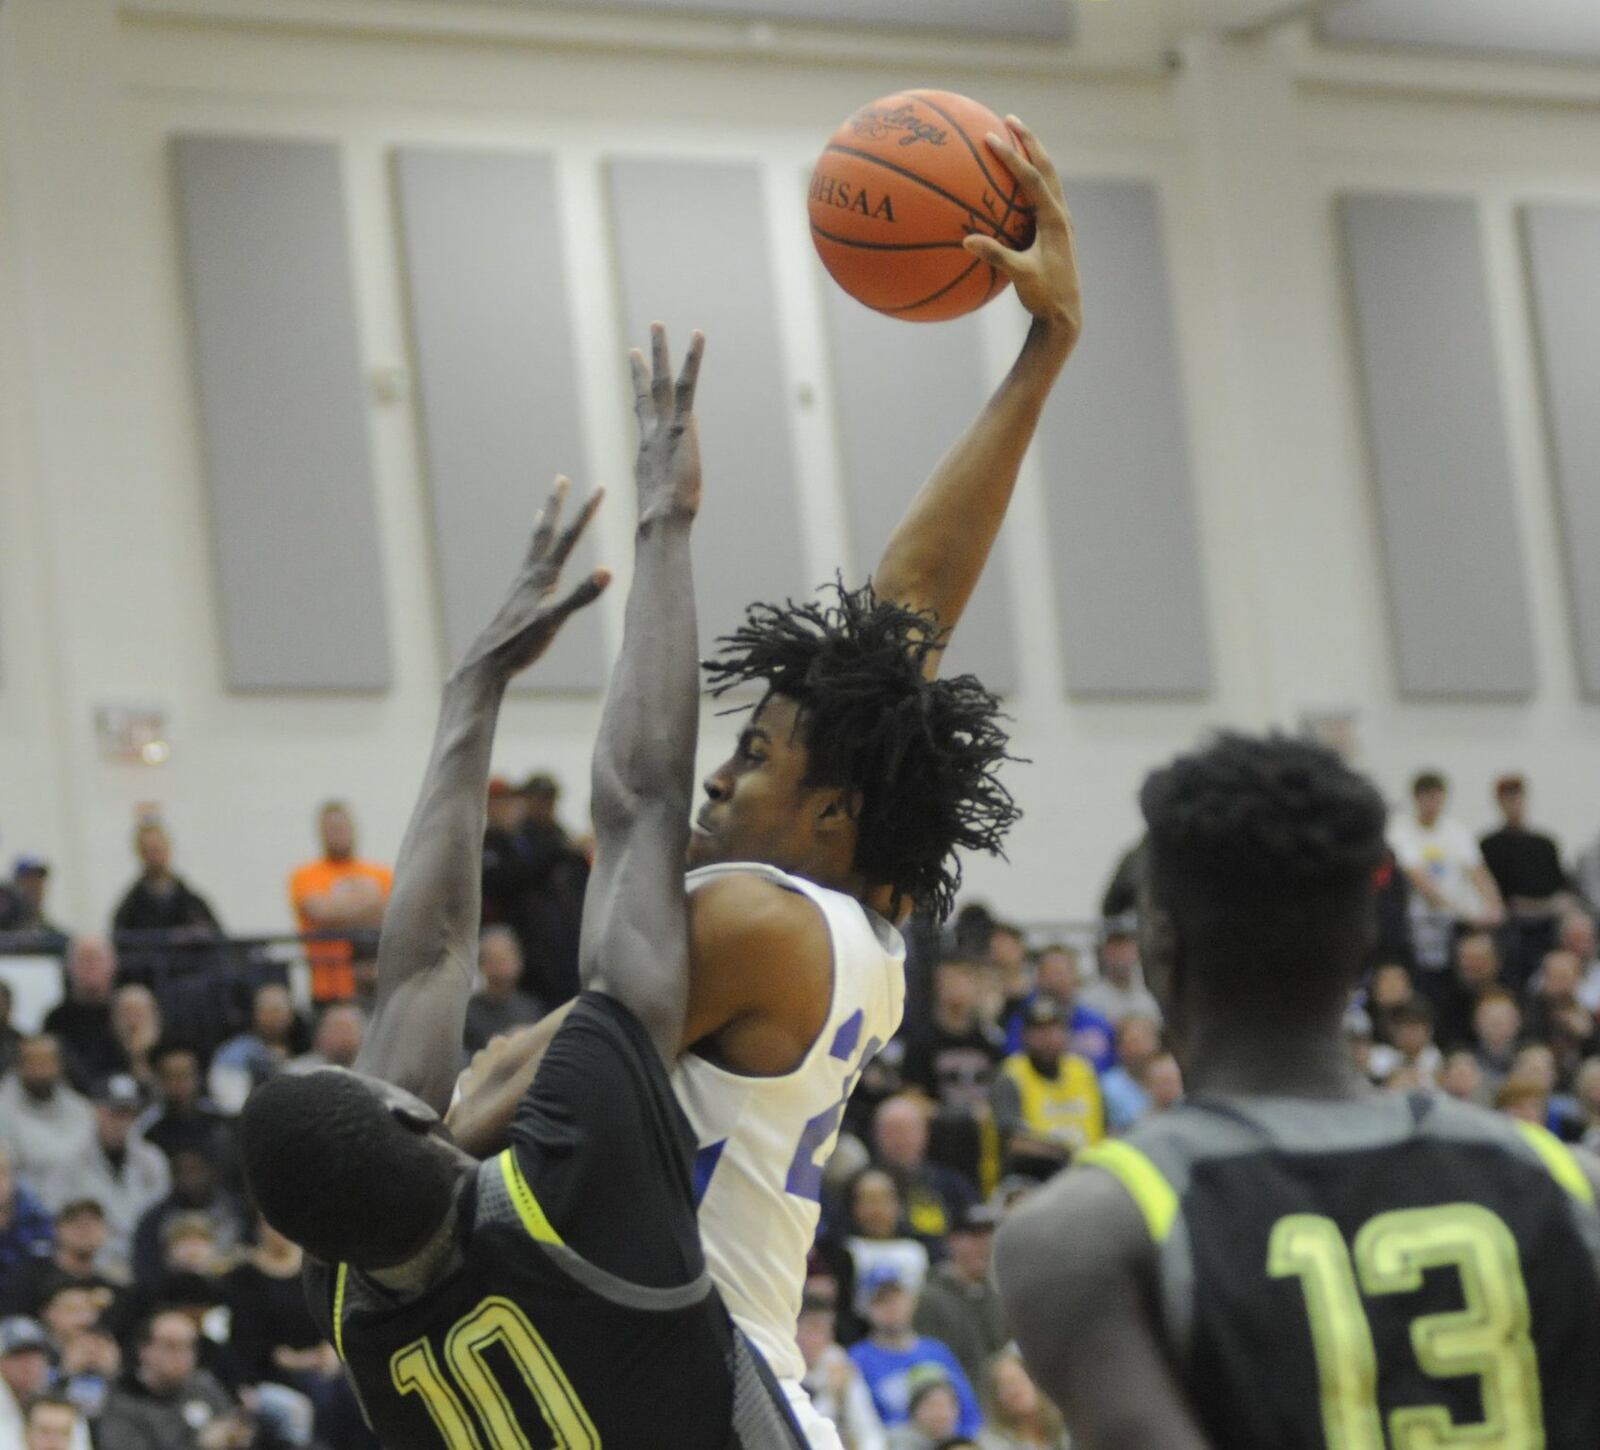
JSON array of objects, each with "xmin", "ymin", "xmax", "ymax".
[
  {"xmin": 1, "ymin": 1200, "xmax": 130, "ymax": 1330},
  {"xmin": 0, "ymin": 1146, "xmax": 54, "ymax": 1287},
  {"xmin": 206, "ymin": 984, "xmax": 305, "ymax": 1116},
  {"xmin": 463, "ymin": 926, "xmax": 543, "ymax": 1053},
  {"xmin": 888, "ymin": 1363, "xmax": 964, "ymax": 1450},
  {"xmin": 1002, "ymin": 945, "xmax": 1114, "ymax": 1072},
  {"xmin": 1097, "ymin": 1015, "xmax": 1163, "ymax": 1133},
  {"xmin": 0, "ymin": 1316, "xmax": 54, "ymax": 1445},
  {"xmin": 798, "ymin": 1292, "xmax": 887, "ymax": 1450},
  {"xmin": 1367, "ymin": 998, "xmax": 1441, "ymax": 1088},
  {"xmin": 871, "ymin": 1097, "xmax": 978, "ymax": 1254},
  {"xmin": 0, "ymin": 858, "xmax": 68, "ymax": 948},
  {"xmin": 41, "ymin": 938, "xmax": 124, "ymax": 1094},
  {"xmin": 96, "ymin": 1308, "xmax": 251, "ymax": 1450},
  {"xmin": 1480, "ymin": 776, "xmax": 1574, "ymax": 920},
  {"xmin": 991, "ymin": 998, "xmax": 1104, "ymax": 1180},
  {"xmin": 977, "ymin": 1346, "xmax": 1069, "ymax": 1450},
  {"xmin": 1388, "ymin": 771, "xmax": 1504, "ymax": 974},
  {"xmin": 1078, "ymin": 919, "xmax": 1161, "ymax": 1026},
  {"xmin": 848, "ymin": 1267, "xmax": 981, "ymax": 1438},
  {"xmin": 912, "ymin": 1205, "xmax": 1006, "ymax": 1390},
  {"xmin": 35, "ymin": 1076, "xmax": 168, "ymax": 1278},
  {"xmin": 843, "ymin": 1169, "xmax": 930, "ymax": 1314},
  {"xmin": 288, "ymin": 800, "xmax": 392, "ymax": 1005},
  {"xmin": 0, "ymin": 1036, "xmax": 96, "ymax": 1189},
  {"xmin": 111, "ymin": 820, "xmax": 223, "ymax": 941}
]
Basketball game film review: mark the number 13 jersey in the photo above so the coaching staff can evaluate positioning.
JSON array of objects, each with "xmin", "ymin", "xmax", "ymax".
[
  {"xmin": 674, "ymin": 863, "xmax": 906, "ymax": 1385},
  {"xmin": 1086, "ymin": 1091, "xmax": 1600, "ymax": 1450}
]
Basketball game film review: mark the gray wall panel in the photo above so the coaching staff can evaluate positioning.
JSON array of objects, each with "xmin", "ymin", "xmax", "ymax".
[
  {"xmin": 173, "ymin": 135, "xmax": 391, "ymax": 691},
  {"xmin": 1034, "ymin": 179, "xmax": 1211, "ymax": 698},
  {"xmin": 394, "ymin": 147, "xmax": 603, "ymax": 692},
  {"xmin": 1522, "ymin": 204, "xmax": 1600, "ymax": 701},
  {"xmin": 1341, "ymin": 193, "xmax": 1535, "ymax": 699},
  {"xmin": 820, "ymin": 290, "xmax": 1017, "ymax": 692},
  {"xmin": 606, "ymin": 158, "xmax": 806, "ymax": 655}
]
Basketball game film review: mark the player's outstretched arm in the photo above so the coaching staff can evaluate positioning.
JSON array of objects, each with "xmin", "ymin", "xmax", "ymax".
[
  {"xmin": 578, "ymin": 324, "xmax": 705, "ymax": 1061},
  {"xmin": 995, "ymin": 1166, "xmax": 1214, "ymax": 1450},
  {"xmin": 356, "ymin": 483, "xmax": 609, "ymax": 1110},
  {"xmin": 871, "ymin": 114, "xmax": 1082, "ymax": 678}
]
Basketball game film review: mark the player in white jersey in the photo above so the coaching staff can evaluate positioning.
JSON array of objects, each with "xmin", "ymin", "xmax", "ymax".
[{"xmin": 450, "ymin": 115, "xmax": 1081, "ymax": 1445}]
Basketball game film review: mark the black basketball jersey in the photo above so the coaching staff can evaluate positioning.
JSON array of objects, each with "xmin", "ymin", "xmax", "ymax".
[
  {"xmin": 1083, "ymin": 1092, "xmax": 1600, "ymax": 1450},
  {"xmin": 303, "ymin": 992, "xmax": 803, "ymax": 1449}
]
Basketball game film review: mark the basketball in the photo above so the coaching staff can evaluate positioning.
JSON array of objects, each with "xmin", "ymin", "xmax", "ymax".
[{"xmin": 808, "ymin": 90, "xmax": 1036, "ymax": 322}]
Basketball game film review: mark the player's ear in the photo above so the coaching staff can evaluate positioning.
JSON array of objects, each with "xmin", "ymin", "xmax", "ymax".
[{"xmin": 814, "ymin": 787, "xmax": 862, "ymax": 835}]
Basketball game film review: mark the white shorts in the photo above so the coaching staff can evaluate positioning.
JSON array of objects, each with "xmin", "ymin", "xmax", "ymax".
[{"xmin": 781, "ymin": 1379, "xmax": 847, "ymax": 1450}]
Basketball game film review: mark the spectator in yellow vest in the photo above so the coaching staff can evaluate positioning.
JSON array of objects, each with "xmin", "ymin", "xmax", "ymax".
[{"xmin": 990, "ymin": 998, "xmax": 1103, "ymax": 1180}]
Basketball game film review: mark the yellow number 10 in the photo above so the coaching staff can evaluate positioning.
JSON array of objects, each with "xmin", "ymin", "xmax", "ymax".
[
  {"xmin": 390, "ymin": 1296, "xmax": 599, "ymax": 1449},
  {"xmin": 1268, "ymin": 1205, "xmax": 1544, "ymax": 1449}
]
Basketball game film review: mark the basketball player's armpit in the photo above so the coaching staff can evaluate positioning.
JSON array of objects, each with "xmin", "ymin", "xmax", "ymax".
[
  {"xmin": 995, "ymin": 1168, "xmax": 1213, "ymax": 1450},
  {"xmin": 682, "ymin": 875, "xmax": 832, "ymax": 1064}
]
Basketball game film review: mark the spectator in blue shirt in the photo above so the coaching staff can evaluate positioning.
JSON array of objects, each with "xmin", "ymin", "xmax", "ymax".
[
  {"xmin": 1098, "ymin": 1014, "xmax": 1162, "ymax": 1133},
  {"xmin": 849, "ymin": 1265, "xmax": 981, "ymax": 1438},
  {"xmin": 0, "ymin": 1146, "xmax": 54, "ymax": 1288},
  {"xmin": 1002, "ymin": 943, "xmax": 1116, "ymax": 1072}
]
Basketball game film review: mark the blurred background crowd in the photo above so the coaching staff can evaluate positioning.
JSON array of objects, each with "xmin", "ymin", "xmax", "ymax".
[{"xmin": 2, "ymin": 762, "xmax": 1598, "ymax": 1448}]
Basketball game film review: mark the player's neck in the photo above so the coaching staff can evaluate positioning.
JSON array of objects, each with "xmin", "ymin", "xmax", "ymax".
[
  {"xmin": 368, "ymin": 1180, "xmax": 468, "ymax": 1294},
  {"xmin": 1180, "ymin": 1018, "xmax": 1371, "ymax": 1102}
]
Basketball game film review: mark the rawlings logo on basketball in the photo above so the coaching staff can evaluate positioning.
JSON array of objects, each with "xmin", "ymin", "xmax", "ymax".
[
  {"xmin": 809, "ymin": 171, "xmax": 897, "ymax": 222},
  {"xmin": 848, "ymin": 103, "xmax": 948, "ymax": 148}
]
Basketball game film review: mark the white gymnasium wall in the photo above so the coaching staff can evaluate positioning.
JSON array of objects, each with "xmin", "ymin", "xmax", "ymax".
[{"xmin": 1, "ymin": 0, "xmax": 1598, "ymax": 936}]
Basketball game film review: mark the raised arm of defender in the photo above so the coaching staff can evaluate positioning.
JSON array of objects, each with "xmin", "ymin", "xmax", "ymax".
[
  {"xmin": 355, "ymin": 485, "xmax": 608, "ymax": 1111},
  {"xmin": 871, "ymin": 115, "xmax": 1082, "ymax": 676},
  {"xmin": 579, "ymin": 325, "xmax": 705, "ymax": 1060}
]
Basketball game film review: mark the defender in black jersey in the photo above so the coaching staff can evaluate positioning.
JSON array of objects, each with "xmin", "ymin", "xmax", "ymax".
[
  {"xmin": 239, "ymin": 329, "xmax": 801, "ymax": 1448},
  {"xmin": 995, "ymin": 733, "xmax": 1600, "ymax": 1450}
]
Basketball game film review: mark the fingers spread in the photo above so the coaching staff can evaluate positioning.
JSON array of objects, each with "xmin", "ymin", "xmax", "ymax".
[
  {"xmin": 551, "ymin": 486, "xmax": 605, "ymax": 570},
  {"xmin": 675, "ymin": 329, "xmax": 705, "ymax": 417},
  {"xmin": 554, "ymin": 568, "xmax": 612, "ymax": 619},
  {"xmin": 985, "ymin": 130, "xmax": 1048, "ymax": 212},
  {"xmin": 528, "ymin": 476, "xmax": 569, "ymax": 564},
  {"xmin": 963, "ymin": 233, "xmax": 1015, "ymax": 273}
]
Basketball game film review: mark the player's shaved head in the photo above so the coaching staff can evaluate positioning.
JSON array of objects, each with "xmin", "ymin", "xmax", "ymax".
[
  {"xmin": 1139, "ymin": 732, "xmax": 1387, "ymax": 1029},
  {"xmin": 240, "ymin": 1069, "xmax": 465, "ymax": 1269}
]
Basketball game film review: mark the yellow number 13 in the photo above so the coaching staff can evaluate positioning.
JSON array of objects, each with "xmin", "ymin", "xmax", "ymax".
[
  {"xmin": 391, "ymin": 1296, "xmax": 599, "ymax": 1449},
  {"xmin": 1268, "ymin": 1204, "xmax": 1544, "ymax": 1450}
]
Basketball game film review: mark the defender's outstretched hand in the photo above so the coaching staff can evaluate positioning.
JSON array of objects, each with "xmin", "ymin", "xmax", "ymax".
[
  {"xmin": 455, "ymin": 479, "xmax": 610, "ymax": 683},
  {"xmin": 629, "ymin": 324, "xmax": 705, "ymax": 526},
  {"xmin": 963, "ymin": 115, "xmax": 1082, "ymax": 347}
]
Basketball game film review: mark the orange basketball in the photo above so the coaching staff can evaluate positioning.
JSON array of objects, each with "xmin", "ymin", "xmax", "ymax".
[{"xmin": 808, "ymin": 90, "xmax": 1036, "ymax": 323}]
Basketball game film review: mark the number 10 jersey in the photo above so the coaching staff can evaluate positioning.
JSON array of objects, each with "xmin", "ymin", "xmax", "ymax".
[
  {"xmin": 1087, "ymin": 1091, "xmax": 1600, "ymax": 1449},
  {"xmin": 673, "ymin": 863, "xmax": 906, "ymax": 1386}
]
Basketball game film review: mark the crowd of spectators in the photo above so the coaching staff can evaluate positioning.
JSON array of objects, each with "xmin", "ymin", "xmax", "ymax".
[{"xmin": 1, "ymin": 764, "xmax": 1597, "ymax": 1447}]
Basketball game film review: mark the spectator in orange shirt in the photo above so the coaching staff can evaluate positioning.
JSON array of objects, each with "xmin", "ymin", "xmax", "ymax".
[{"xmin": 287, "ymin": 802, "xmax": 391, "ymax": 1004}]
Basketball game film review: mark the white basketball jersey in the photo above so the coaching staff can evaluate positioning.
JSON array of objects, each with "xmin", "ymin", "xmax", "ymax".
[{"xmin": 673, "ymin": 862, "xmax": 906, "ymax": 1385}]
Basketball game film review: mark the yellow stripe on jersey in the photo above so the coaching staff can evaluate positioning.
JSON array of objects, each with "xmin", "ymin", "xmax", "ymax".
[
  {"xmin": 332, "ymin": 1263, "xmax": 349, "ymax": 1362},
  {"xmin": 1079, "ymin": 1139, "xmax": 1179, "ymax": 1243},
  {"xmin": 499, "ymin": 1149, "xmax": 565, "ymax": 1245},
  {"xmin": 1514, "ymin": 1120, "xmax": 1596, "ymax": 1207}
]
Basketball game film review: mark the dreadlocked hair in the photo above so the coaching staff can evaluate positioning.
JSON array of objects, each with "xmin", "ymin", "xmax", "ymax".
[{"xmin": 702, "ymin": 580, "xmax": 1020, "ymax": 920}]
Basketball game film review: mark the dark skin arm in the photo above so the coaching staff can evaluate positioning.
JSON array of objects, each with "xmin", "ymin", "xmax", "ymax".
[
  {"xmin": 994, "ymin": 1166, "xmax": 1213, "ymax": 1450},
  {"xmin": 579, "ymin": 325, "xmax": 705, "ymax": 1060},
  {"xmin": 354, "ymin": 482, "xmax": 608, "ymax": 1112},
  {"xmin": 871, "ymin": 114, "xmax": 1082, "ymax": 675}
]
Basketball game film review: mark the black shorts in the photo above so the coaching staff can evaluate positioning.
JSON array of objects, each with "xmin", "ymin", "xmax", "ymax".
[{"xmin": 509, "ymin": 991, "xmax": 702, "ymax": 1289}]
